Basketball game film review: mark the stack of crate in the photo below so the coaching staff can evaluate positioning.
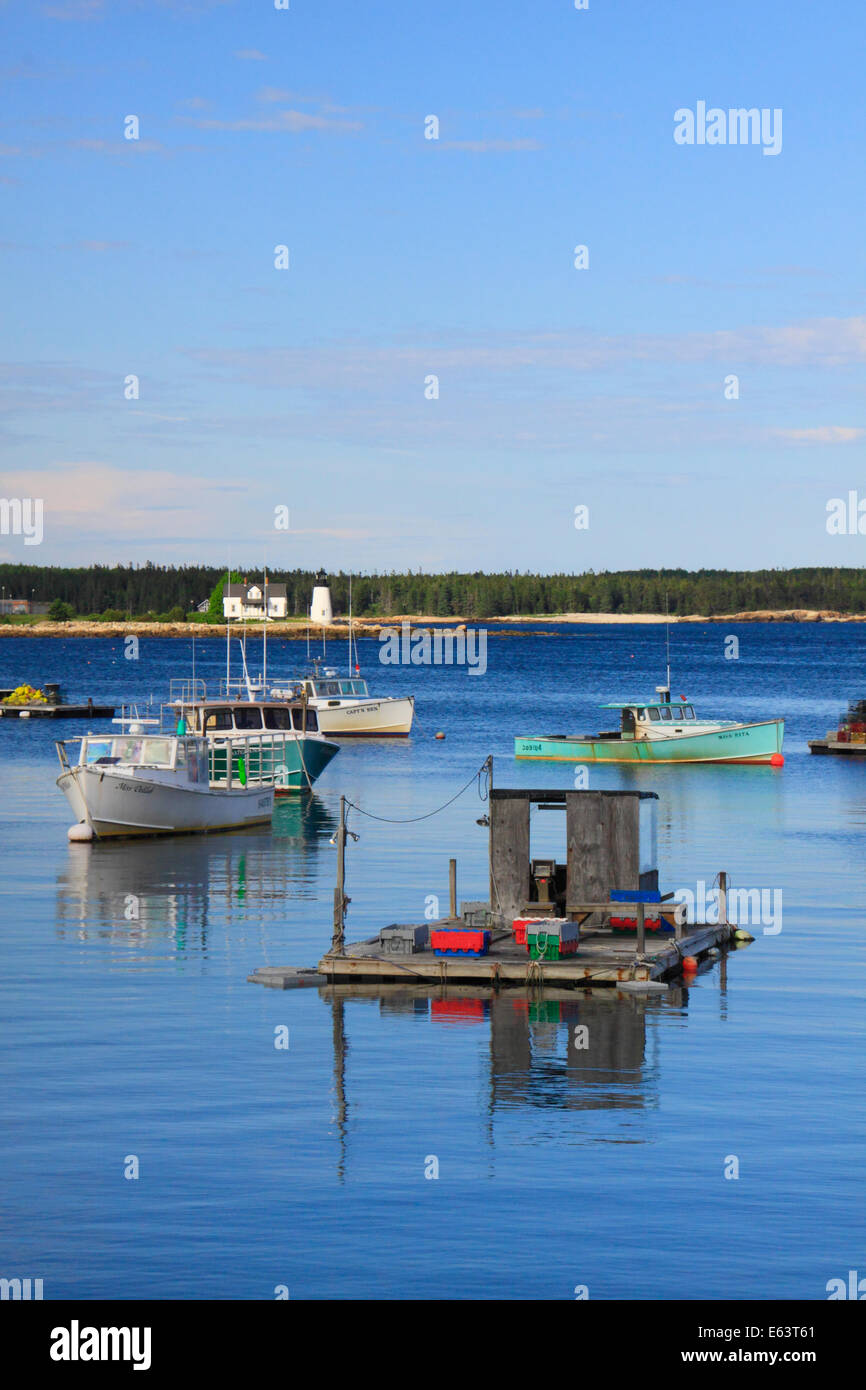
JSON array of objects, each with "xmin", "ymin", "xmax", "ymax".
[
  {"xmin": 608, "ymin": 888, "xmax": 669, "ymax": 933},
  {"xmin": 525, "ymin": 918, "xmax": 580, "ymax": 961},
  {"xmin": 430, "ymin": 925, "xmax": 491, "ymax": 957}
]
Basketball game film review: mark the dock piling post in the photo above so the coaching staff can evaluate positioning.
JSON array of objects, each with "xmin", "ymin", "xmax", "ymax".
[
  {"xmin": 719, "ymin": 871, "xmax": 728, "ymax": 926},
  {"xmin": 331, "ymin": 795, "xmax": 348, "ymax": 956},
  {"xmin": 449, "ymin": 858, "xmax": 457, "ymax": 918},
  {"xmin": 636, "ymin": 901, "xmax": 646, "ymax": 954}
]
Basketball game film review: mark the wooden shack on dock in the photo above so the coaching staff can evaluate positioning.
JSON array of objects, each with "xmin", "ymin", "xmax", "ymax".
[{"xmin": 489, "ymin": 787, "xmax": 658, "ymax": 922}]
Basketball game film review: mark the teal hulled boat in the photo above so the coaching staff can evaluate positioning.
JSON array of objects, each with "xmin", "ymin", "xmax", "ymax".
[{"xmin": 516, "ymin": 686, "xmax": 784, "ymax": 766}]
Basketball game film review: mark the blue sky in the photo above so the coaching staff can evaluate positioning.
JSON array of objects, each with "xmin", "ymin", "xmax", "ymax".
[{"xmin": 2, "ymin": 0, "xmax": 865, "ymax": 572}]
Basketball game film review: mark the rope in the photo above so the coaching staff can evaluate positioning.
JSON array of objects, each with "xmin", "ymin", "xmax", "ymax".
[
  {"xmin": 345, "ymin": 757, "xmax": 491, "ymax": 825},
  {"xmin": 295, "ymin": 731, "xmax": 314, "ymax": 792},
  {"xmin": 526, "ymin": 958, "xmax": 545, "ymax": 988}
]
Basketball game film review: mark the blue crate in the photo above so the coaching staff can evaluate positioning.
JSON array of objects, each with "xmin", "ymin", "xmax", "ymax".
[{"xmin": 609, "ymin": 888, "xmax": 662, "ymax": 903}]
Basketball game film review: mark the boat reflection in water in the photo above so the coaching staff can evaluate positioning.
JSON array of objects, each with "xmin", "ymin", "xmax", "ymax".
[{"xmin": 55, "ymin": 795, "xmax": 337, "ymax": 955}]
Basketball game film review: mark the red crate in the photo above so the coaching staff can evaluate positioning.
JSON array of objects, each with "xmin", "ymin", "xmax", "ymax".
[
  {"xmin": 610, "ymin": 916, "xmax": 664, "ymax": 932},
  {"xmin": 512, "ymin": 917, "xmax": 535, "ymax": 945},
  {"xmin": 430, "ymin": 927, "xmax": 490, "ymax": 956}
]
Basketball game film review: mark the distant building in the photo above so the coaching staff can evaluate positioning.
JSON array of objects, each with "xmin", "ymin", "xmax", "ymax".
[
  {"xmin": 223, "ymin": 581, "xmax": 288, "ymax": 622},
  {"xmin": 0, "ymin": 597, "xmax": 49, "ymax": 615},
  {"xmin": 196, "ymin": 599, "xmax": 210, "ymax": 614},
  {"xmin": 309, "ymin": 570, "xmax": 333, "ymax": 625}
]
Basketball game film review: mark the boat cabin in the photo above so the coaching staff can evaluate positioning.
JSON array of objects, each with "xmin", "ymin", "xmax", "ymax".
[
  {"xmin": 178, "ymin": 702, "xmax": 320, "ymax": 735},
  {"xmin": 67, "ymin": 733, "xmax": 211, "ymax": 781},
  {"xmin": 302, "ymin": 677, "xmax": 370, "ymax": 703},
  {"xmin": 602, "ymin": 701, "xmax": 698, "ymax": 738}
]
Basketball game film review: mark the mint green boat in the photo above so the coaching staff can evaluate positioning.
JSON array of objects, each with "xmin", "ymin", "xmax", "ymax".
[{"xmin": 515, "ymin": 682, "xmax": 784, "ymax": 766}]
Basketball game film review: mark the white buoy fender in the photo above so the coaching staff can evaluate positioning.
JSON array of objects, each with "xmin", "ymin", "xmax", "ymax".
[
  {"xmin": 19, "ymin": 709, "xmax": 31, "ymax": 719},
  {"xmin": 68, "ymin": 822, "xmax": 94, "ymax": 842}
]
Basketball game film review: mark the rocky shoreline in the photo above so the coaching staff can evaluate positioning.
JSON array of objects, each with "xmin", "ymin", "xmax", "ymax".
[{"xmin": 1, "ymin": 608, "xmax": 864, "ymax": 638}]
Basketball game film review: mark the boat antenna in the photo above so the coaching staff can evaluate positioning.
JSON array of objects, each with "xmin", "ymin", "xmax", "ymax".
[
  {"xmin": 348, "ymin": 573, "xmax": 353, "ymax": 677},
  {"xmin": 665, "ymin": 592, "xmax": 671, "ymax": 695},
  {"xmin": 262, "ymin": 563, "xmax": 268, "ymax": 694},
  {"xmin": 239, "ymin": 633, "xmax": 255, "ymax": 702},
  {"xmin": 225, "ymin": 559, "xmax": 232, "ymax": 693}
]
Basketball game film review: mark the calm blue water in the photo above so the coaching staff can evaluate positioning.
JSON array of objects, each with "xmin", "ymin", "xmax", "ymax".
[{"xmin": 1, "ymin": 624, "xmax": 864, "ymax": 1300}]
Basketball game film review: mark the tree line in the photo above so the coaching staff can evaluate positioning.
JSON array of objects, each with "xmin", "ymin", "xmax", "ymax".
[{"xmin": 1, "ymin": 562, "xmax": 865, "ymax": 619}]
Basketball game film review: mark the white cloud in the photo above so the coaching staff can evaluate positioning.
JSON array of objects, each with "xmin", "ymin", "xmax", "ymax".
[{"xmin": 773, "ymin": 426, "xmax": 865, "ymax": 445}]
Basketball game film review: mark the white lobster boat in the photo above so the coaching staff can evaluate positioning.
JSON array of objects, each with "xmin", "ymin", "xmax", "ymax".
[
  {"xmin": 56, "ymin": 723, "xmax": 275, "ymax": 841},
  {"xmin": 281, "ymin": 670, "xmax": 415, "ymax": 737}
]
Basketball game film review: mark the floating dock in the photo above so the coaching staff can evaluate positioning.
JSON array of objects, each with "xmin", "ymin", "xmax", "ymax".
[
  {"xmin": 249, "ymin": 779, "xmax": 752, "ymax": 993},
  {"xmin": 0, "ymin": 700, "xmax": 115, "ymax": 719},
  {"xmin": 810, "ymin": 698, "xmax": 866, "ymax": 754},
  {"xmin": 808, "ymin": 736, "xmax": 866, "ymax": 755},
  {"xmin": 251, "ymin": 916, "xmax": 745, "ymax": 991}
]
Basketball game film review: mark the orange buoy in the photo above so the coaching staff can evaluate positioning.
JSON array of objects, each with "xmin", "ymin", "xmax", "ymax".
[
  {"xmin": 770, "ymin": 752, "xmax": 784, "ymax": 767},
  {"xmin": 682, "ymin": 956, "xmax": 698, "ymax": 973},
  {"xmin": 435, "ymin": 731, "xmax": 445, "ymax": 740}
]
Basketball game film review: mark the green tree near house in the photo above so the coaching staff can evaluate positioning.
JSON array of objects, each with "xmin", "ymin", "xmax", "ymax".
[{"xmin": 207, "ymin": 571, "xmax": 242, "ymax": 624}]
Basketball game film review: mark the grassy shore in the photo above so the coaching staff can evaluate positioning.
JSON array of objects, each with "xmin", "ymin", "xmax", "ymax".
[{"xmin": 1, "ymin": 608, "xmax": 865, "ymax": 637}]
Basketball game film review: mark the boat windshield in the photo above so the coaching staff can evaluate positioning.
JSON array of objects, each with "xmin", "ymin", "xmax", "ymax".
[
  {"xmin": 204, "ymin": 708, "xmax": 233, "ymax": 731},
  {"xmin": 87, "ymin": 736, "xmax": 175, "ymax": 767},
  {"xmin": 264, "ymin": 707, "xmax": 292, "ymax": 730},
  {"xmin": 84, "ymin": 739, "xmax": 114, "ymax": 764},
  {"xmin": 233, "ymin": 707, "xmax": 263, "ymax": 730},
  {"xmin": 311, "ymin": 678, "xmax": 367, "ymax": 698}
]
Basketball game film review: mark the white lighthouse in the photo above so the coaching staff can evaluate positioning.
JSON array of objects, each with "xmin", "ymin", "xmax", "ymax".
[{"xmin": 310, "ymin": 569, "xmax": 333, "ymax": 626}]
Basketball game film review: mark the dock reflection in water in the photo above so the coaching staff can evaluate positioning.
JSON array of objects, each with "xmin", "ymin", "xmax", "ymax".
[
  {"xmin": 320, "ymin": 982, "xmax": 707, "ymax": 1179},
  {"xmin": 54, "ymin": 795, "xmax": 337, "ymax": 958}
]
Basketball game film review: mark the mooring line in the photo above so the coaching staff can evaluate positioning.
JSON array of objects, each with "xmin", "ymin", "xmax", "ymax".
[{"xmin": 344, "ymin": 757, "xmax": 491, "ymax": 826}]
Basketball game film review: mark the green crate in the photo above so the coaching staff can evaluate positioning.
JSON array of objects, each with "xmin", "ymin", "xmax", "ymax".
[{"xmin": 528, "ymin": 933, "xmax": 571, "ymax": 961}]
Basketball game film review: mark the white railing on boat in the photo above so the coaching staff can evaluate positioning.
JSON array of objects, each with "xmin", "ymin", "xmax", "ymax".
[
  {"xmin": 208, "ymin": 733, "xmax": 297, "ymax": 790},
  {"xmin": 56, "ymin": 731, "xmax": 295, "ymax": 791}
]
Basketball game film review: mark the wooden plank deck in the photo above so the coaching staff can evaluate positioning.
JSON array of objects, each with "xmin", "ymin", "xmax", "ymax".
[
  {"xmin": 808, "ymin": 738, "xmax": 866, "ymax": 755},
  {"xmin": 0, "ymin": 702, "xmax": 115, "ymax": 719},
  {"xmin": 311, "ymin": 920, "xmax": 745, "ymax": 989}
]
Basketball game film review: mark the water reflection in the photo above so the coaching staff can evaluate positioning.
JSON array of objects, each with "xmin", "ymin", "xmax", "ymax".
[
  {"xmin": 54, "ymin": 794, "xmax": 337, "ymax": 952},
  {"xmin": 320, "ymin": 983, "xmax": 698, "ymax": 1177}
]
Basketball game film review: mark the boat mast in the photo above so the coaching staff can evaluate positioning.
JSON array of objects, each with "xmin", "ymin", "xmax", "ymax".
[
  {"xmin": 225, "ymin": 560, "xmax": 232, "ymax": 693},
  {"xmin": 348, "ymin": 573, "xmax": 352, "ymax": 678},
  {"xmin": 665, "ymin": 593, "xmax": 671, "ymax": 694},
  {"xmin": 262, "ymin": 564, "xmax": 268, "ymax": 694},
  {"xmin": 239, "ymin": 634, "xmax": 255, "ymax": 702}
]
